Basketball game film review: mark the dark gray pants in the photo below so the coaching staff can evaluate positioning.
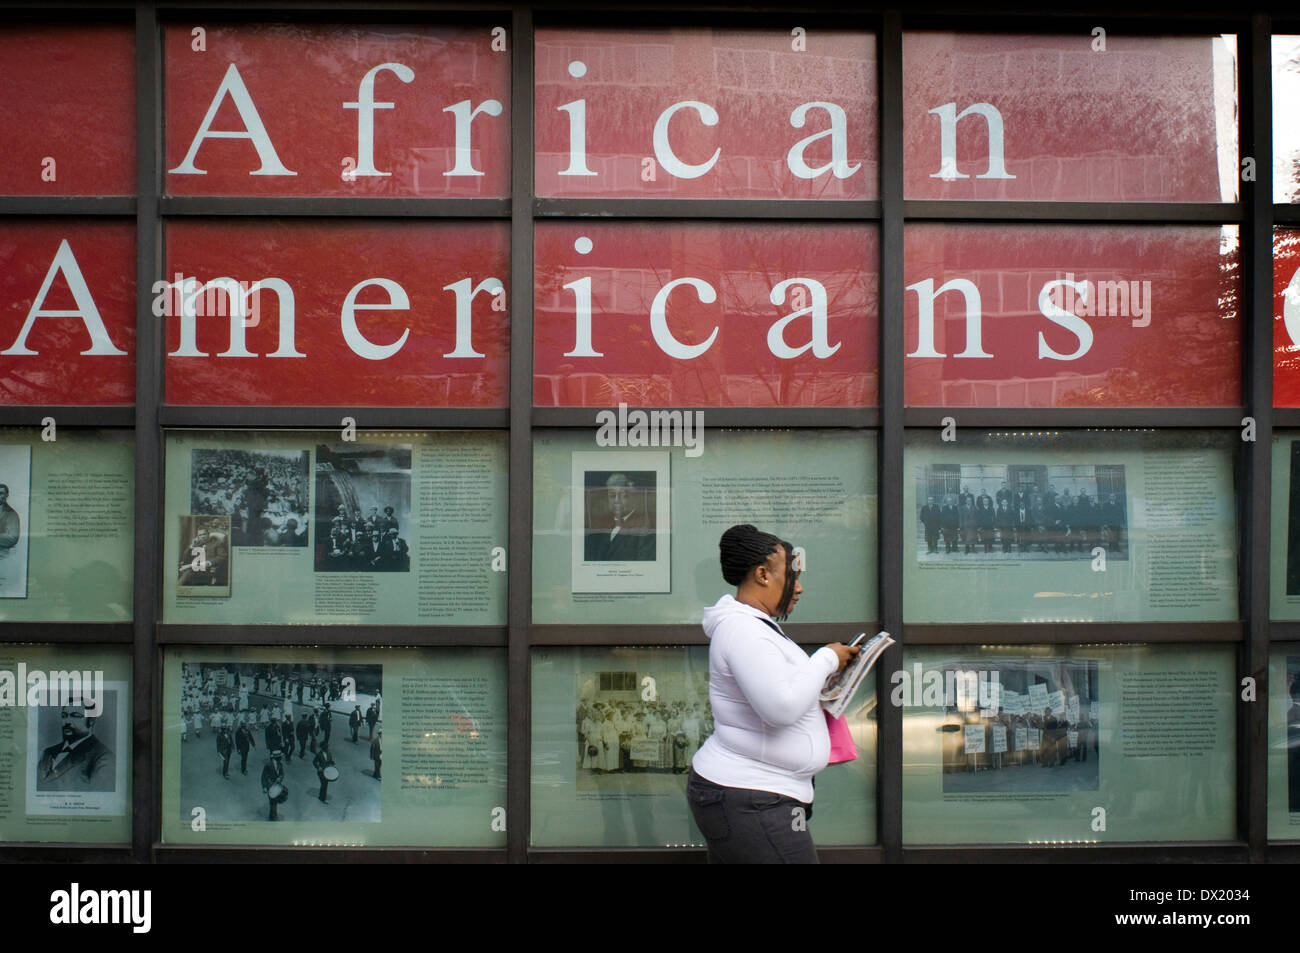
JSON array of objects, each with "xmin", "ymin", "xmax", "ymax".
[{"xmin": 686, "ymin": 768, "xmax": 818, "ymax": 864}]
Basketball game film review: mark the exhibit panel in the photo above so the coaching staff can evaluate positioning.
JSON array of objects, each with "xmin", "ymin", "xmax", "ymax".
[
  {"xmin": 903, "ymin": 430, "xmax": 1238, "ymax": 624},
  {"xmin": 0, "ymin": 645, "xmax": 132, "ymax": 844},
  {"xmin": 901, "ymin": 644, "xmax": 1237, "ymax": 844},
  {"xmin": 532, "ymin": 428, "xmax": 877, "ymax": 624},
  {"xmin": 161, "ymin": 430, "xmax": 507, "ymax": 625},
  {"xmin": 0, "ymin": 428, "xmax": 133, "ymax": 622},
  {"xmin": 530, "ymin": 645, "xmax": 876, "ymax": 847},
  {"xmin": 160, "ymin": 646, "xmax": 506, "ymax": 846}
]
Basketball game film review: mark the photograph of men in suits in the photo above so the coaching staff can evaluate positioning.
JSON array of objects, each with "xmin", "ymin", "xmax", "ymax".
[
  {"xmin": 584, "ymin": 471, "xmax": 656, "ymax": 562},
  {"xmin": 35, "ymin": 699, "xmax": 115, "ymax": 792}
]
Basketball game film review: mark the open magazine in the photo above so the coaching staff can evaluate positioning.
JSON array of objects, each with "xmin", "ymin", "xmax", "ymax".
[{"xmin": 820, "ymin": 631, "xmax": 895, "ymax": 719}]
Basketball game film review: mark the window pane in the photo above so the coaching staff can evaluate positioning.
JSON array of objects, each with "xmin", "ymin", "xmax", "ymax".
[
  {"xmin": 164, "ymin": 220, "xmax": 508, "ymax": 408},
  {"xmin": 535, "ymin": 222, "xmax": 878, "ymax": 407},
  {"xmin": 904, "ymin": 33, "xmax": 1238, "ymax": 202},
  {"xmin": 0, "ymin": 428, "xmax": 133, "ymax": 622},
  {"xmin": 1275, "ymin": 228, "xmax": 1300, "ymax": 406},
  {"xmin": 905, "ymin": 430, "xmax": 1237, "ymax": 623},
  {"xmin": 0, "ymin": 645, "xmax": 132, "ymax": 844},
  {"xmin": 0, "ymin": 25, "xmax": 135, "ymax": 196},
  {"xmin": 160, "ymin": 646, "xmax": 505, "ymax": 846},
  {"xmin": 1271, "ymin": 431, "xmax": 1300, "ymax": 619},
  {"xmin": 536, "ymin": 28, "xmax": 876, "ymax": 200},
  {"xmin": 905, "ymin": 225, "xmax": 1240, "ymax": 407},
  {"xmin": 533, "ymin": 429, "xmax": 876, "ymax": 624},
  {"xmin": 164, "ymin": 24, "xmax": 509, "ymax": 198},
  {"xmin": 903, "ymin": 644, "xmax": 1235, "ymax": 844},
  {"xmin": 1274, "ymin": 36, "xmax": 1300, "ymax": 204},
  {"xmin": 162, "ymin": 430, "xmax": 507, "ymax": 625},
  {"xmin": 0, "ymin": 220, "xmax": 136, "ymax": 405},
  {"xmin": 531, "ymin": 646, "xmax": 876, "ymax": 847}
]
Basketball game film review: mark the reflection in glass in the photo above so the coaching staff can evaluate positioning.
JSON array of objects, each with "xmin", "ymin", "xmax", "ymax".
[
  {"xmin": 1274, "ymin": 37, "xmax": 1300, "ymax": 203},
  {"xmin": 903, "ymin": 645, "xmax": 1235, "ymax": 844},
  {"xmin": 904, "ymin": 33, "xmax": 1238, "ymax": 202}
]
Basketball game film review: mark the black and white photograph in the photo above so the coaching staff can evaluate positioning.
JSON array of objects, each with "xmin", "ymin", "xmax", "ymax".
[
  {"xmin": 1287, "ymin": 656, "xmax": 1300, "ymax": 813},
  {"xmin": 571, "ymin": 450, "xmax": 671, "ymax": 593},
  {"xmin": 190, "ymin": 447, "xmax": 310, "ymax": 548},
  {"xmin": 0, "ymin": 445, "xmax": 31, "ymax": 599},
  {"xmin": 178, "ymin": 661, "xmax": 384, "ymax": 823},
  {"xmin": 575, "ymin": 666, "xmax": 710, "ymax": 793},
  {"xmin": 26, "ymin": 685, "xmax": 128, "ymax": 815},
  {"xmin": 177, "ymin": 514, "xmax": 232, "ymax": 597},
  {"xmin": 313, "ymin": 443, "xmax": 412, "ymax": 573},
  {"xmin": 914, "ymin": 463, "xmax": 1128, "ymax": 563},
  {"xmin": 939, "ymin": 659, "xmax": 1101, "ymax": 794}
]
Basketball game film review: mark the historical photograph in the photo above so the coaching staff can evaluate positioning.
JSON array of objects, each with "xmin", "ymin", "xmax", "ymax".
[
  {"xmin": 178, "ymin": 661, "xmax": 384, "ymax": 823},
  {"xmin": 177, "ymin": 514, "xmax": 232, "ymax": 597},
  {"xmin": 914, "ymin": 463, "xmax": 1128, "ymax": 563},
  {"xmin": 571, "ymin": 450, "xmax": 670, "ymax": 593},
  {"xmin": 26, "ymin": 685, "xmax": 128, "ymax": 815},
  {"xmin": 0, "ymin": 444, "xmax": 31, "ymax": 599},
  {"xmin": 1287, "ymin": 441, "xmax": 1300, "ymax": 596},
  {"xmin": 575, "ymin": 665, "xmax": 710, "ymax": 793},
  {"xmin": 314, "ymin": 443, "xmax": 412, "ymax": 573},
  {"xmin": 939, "ymin": 659, "xmax": 1101, "ymax": 794},
  {"xmin": 1287, "ymin": 656, "xmax": 1300, "ymax": 813},
  {"xmin": 190, "ymin": 448, "xmax": 310, "ymax": 548}
]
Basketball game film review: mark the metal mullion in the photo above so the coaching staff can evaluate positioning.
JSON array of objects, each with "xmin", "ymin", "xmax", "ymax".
[
  {"xmin": 158, "ymin": 407, "xmax": 509, "ymax": 429},
  {"xmin": 1275, "ymin": 410, "xmax": 1300, "ymax": 426},
  {"xmin": 1274, "ymin": 205, "xmax": 1300, "ymax": 224},
  {"xmin": 1244, "ymin": 12, "xmax": 1274, "ymax": 864},
  {"xmin": 877, "ymin": 7, "xmax": 904, "ymax": 867},
  {"xmin": 1267, "ymin": 623, "xmax": 1300, "ymax": 640},
  {"xmin": 904, "ymin": 201, "xmax": 1243, "ymax": 224},
  {"xmin": 506, "ymin": 2, "xmax": 533, "ymax": 865},
  {"xmin": 134, "ymin": 0, "xmax": 163, "ymax": 866},
  {"xmin": 528, "ymin": 623, "xmax": 875, "ymax": 646},
  {"xmin": 0, "ymin": 623, "xmax": 134, "ymax": 643},
  {"xmin": 532, "ymin": 407, "xmax": 879, "ymax": 428},
  {"xmin": 155, "ymin": 625, "xmax": 508, "ymax": 646},
  {"xmin": 159, "ymin": 197, "xmax": 510, "ymax": 218},
  {"xmin": 903, "ymin": 408, "xmax": 1246, "ymax": 428},
  {"xmin": 902, "ymin": 843, "xmax": 1250, "ymax": 862},
  {"xmin": 0, "ymin": 198, "xmax": 136, "ymax": 215},
  {"xmin": 903, "ymin": 622, "xmax": 1243, "ymax": 645},
  {"xmin": 152, "ymin": 846, "xmax": 507, "ymax": 862},
  {"xmin": 0, "ymin": 408, "xmax": 135, "ymax": 427},
  {"xmin": 897, "ymin": 13, "xmax": 1247, "ymax": 34},
  {"xmin": 534, "ymin": 199, "xmax": 881, "ymax": 220}
]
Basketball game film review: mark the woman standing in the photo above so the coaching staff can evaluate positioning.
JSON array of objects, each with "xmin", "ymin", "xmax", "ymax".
[{"xmin": 686, "ymin": 524, "xmax": 858, "ymax": 863}]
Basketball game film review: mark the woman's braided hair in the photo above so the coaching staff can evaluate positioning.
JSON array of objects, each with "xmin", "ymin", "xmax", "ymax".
[{"xmin": 719, "ymin": 524, "xmax": 798, "ymax": 620}]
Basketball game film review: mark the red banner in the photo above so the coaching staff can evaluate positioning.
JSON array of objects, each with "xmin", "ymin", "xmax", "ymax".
[
  {"xmin": 534, "ymin": 222, "xmax": 877, "ymax": 407},
  {"xmin": 903, "ymin": 33, "xmax": 1236, "ymax": 202},
  {"xmin": 535, "ymin": 28, "xmax": 876, "ymax": 200},
  {"xmin": 904, "ymin": 224, "xmax": 1240, "ymax": 407},
  {"xmin": 1275, "ymin": 228, "xmax": 1300, "ymax": 406},
  {"xmin": 0, "ymin": 25, "xmax": 136, "ymax": 196},
  {"xmin": 164, "ymin": 23, "xmax": 510, "ymax": 197},
  {"xmin": 164, "ymin": 221, "xmax": 508, "ymax": 406},
  {"xmin": 0, "ymin": 222, "xmax": 136, "ymax": 405}
]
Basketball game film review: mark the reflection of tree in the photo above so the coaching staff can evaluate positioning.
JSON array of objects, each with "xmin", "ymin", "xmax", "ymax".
[
  {"xmin": 1278, "ymin": 46, "xmax": 1300, "ymax": 203},
  {"xmin": 1276, "ymin": 229, "xmax": 1300, "ymax": 400}
]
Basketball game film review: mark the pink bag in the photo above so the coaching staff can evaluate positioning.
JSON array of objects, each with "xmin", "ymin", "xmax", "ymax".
[{"xmin": 824, "ymin": 710, "xmax": 858, "ymax": 764}]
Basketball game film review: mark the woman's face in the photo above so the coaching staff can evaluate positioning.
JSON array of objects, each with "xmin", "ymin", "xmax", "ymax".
[{"xmin": 762, "ymin": 548, "xmax": 802, "ymax": 617}]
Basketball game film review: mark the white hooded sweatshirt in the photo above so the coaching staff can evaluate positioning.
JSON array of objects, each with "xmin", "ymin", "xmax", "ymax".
[{"xmin": 690, "ymin": 594, "xmax": 839, "ymax": 803}]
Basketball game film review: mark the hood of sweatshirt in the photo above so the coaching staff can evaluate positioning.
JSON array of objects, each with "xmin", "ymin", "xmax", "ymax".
[{"xmin": 702, "ymin": 594, "xmax": 772, "ymax": 640}]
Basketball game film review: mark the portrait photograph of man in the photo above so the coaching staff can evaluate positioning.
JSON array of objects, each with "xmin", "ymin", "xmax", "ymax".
[
  {"xmin": 0, "ymin": 444, "xmax": 32, "ymax": 599},
  {"xmin": 570, "ymin": 451, "xmax": 671, "ymax": 594},
  {"xmin": 26, "ymin": 686, "xmax": 127, "ymax": 816}
]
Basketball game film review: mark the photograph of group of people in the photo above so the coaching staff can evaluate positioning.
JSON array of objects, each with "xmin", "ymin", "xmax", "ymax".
[
  {"xmin": 0, "ymin": 445, "xmax": 31, "ymax": 599},
  {"xmin": 176, "ymin": 514, "xmax": 231, "ymax": 595},
  {"xmin": 178, "ymin": 662, "xmax": 383, "ymax": 823},
  {"xmin": 938, "ymin": 659, "xmax": 1101, "ymax": 794},
  {"xmin": 313, "ymin": 443, "xmax": 412, "ymax": 573},
  {"xmin": 190, "ymin": 449, "xmax": 310, "ymax": 548},
  {"xmin": 915, "ymin": 463, "xmax": 1128, "ymax": 562},
  {"xmin": 575, "ymin": 667, "xmax": 711, "ymax": 791}
]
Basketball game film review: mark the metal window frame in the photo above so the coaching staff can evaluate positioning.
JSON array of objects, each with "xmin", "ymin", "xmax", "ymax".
[{"xmin": 0, "ymin": 0, "xmax": 1295, "ymax": 863}]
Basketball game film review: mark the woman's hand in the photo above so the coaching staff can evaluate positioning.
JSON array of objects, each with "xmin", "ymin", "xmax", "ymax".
[{"xmin": 825, "ymin": 642, "xmax": 861, "ymax": 672}]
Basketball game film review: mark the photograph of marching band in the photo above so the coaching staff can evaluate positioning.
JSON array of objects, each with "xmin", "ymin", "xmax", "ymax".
[
  {"xmin": 915, "ymin": 463, "xmax": 1128, "ymax": 562},
  {"xmin": 176, "ymin": 514, "xmax": 231, "ymax": 597},
  {"xmin": 313, "ymin": 442, "xmax": 412, "ymax": 573},
  {"xmin": 189, "ymin": 448, "xmax": 310, "ymax": 548},
  {"xmin": 575, "ymin": 666, "xmax": 711, "ymax": 793},
  {"xmin": 939, "ymin": 659, "xmax": 1101, "ymax": 794},
  {"xmin": 178, "ymin": 662, "xmax": 384, "ymax": 823}
]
